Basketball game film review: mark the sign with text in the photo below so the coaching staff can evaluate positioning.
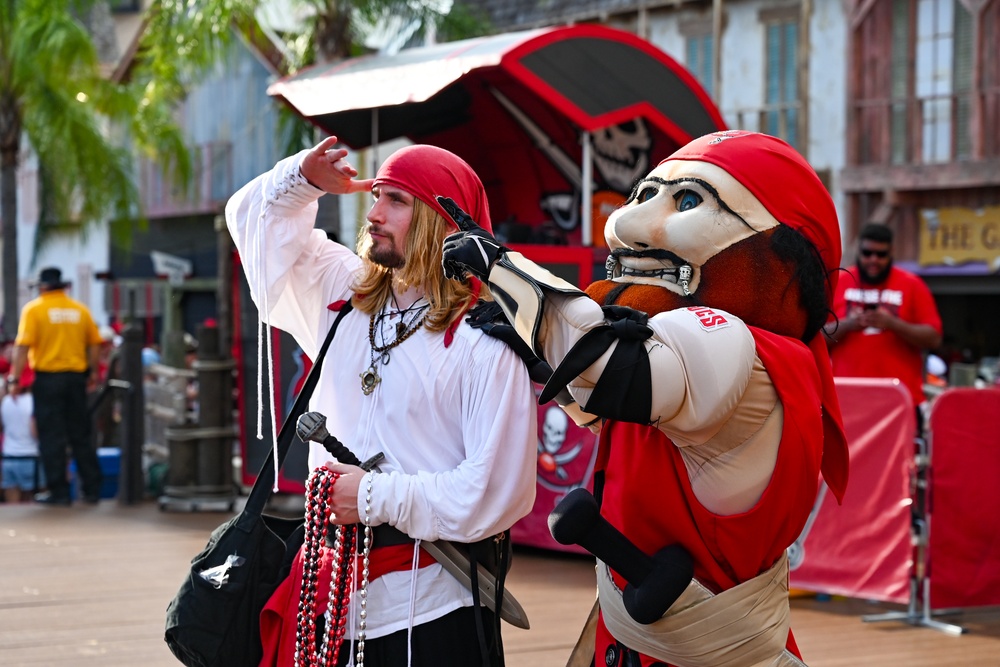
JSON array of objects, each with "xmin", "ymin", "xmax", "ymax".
[{"xmin": 919, "ymin": 205, "xmax": 1000, "ymax": 270}]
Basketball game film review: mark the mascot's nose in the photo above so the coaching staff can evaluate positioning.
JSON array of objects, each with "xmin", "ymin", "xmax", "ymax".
[{"xmin": 608, "ymin": 203, "xmax": 670, "ymax": 252}]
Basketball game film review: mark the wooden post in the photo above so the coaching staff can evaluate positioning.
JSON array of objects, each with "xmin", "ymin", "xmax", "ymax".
[
  {"xmin": 118, "ymin": 321, "xmax": 145, "ymax": 505},
  {"xmin": 194, "ymin": 323, "xmax": 233, "ymax": 493}
]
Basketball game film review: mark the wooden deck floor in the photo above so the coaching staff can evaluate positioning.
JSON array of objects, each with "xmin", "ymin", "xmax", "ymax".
[{"xmin": 1, "ymin": 500, "xmax": 998, "ymax": 666}]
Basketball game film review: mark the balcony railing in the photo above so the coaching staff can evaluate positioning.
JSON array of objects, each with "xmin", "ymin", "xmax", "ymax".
[
  {"xmin": 850, "ymin": 88, "xmax": 1000, "ymax": 167},
  {"xmin": 733, "ymin": 102, "xmax": 801, "ymax": 151},
  {"xmin": 137, "ymin": 141, "xmax": 232, "ymax": 219}
]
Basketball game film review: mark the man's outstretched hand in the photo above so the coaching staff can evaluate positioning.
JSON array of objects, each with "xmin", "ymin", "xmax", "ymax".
[
  {"xmin": 439, "ymin": 196, "xmax": 505, "ymax": 281},
  {"xmin": 299, "ymin": 136, "xmax": 374, "ymax": 196}
]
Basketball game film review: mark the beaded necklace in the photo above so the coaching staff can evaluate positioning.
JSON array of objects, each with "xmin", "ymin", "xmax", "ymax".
[
  {"xmin": 294, "ymin": 467, "xmax": 362, "ymax": 667},
  {"xmin": 359, "ymin": 298, "xmax": 429, "ymax": 396}
]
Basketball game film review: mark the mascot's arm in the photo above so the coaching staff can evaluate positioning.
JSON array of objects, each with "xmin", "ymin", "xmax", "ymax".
[
  {"xmin": 493, "ymin": 256, "xmax": 757, "ymax": 439},
  {"xmin": 643, "ymin": 309, "xmax": 757, "ymax": 438},
  {"xmin": 494, "ymin": 251, "xmax": 770, "ymax": 512},
  {"xmin": 486, "ymin": 251, "xmax": 618, "ymax": 424},
  {"xmin": 440, "ymin": 197, "xmax": 755, "ymax": 427}
]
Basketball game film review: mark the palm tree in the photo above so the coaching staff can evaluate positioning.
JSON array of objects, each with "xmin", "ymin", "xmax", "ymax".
[
  {"xmin": 288, "ymin": 0, "xmax": 487, "ymax": 64},
  {"xmin": 0, "ymin": 0, "xmax": 188, "ymax": 340}
]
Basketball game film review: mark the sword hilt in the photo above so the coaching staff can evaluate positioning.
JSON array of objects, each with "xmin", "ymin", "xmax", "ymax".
[
  {"xmin": 296, "ymin": 410, "xmax": 330, "ymax": 443},
  {"xmin": 296, "ymin": 411, "xmax": 383, "ymax": 470}
]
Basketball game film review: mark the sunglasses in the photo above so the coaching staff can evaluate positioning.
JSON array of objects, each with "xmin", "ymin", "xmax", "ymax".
[{"xmin": 860, "ymin": 248, "xmax": 889, "ymax": 259}]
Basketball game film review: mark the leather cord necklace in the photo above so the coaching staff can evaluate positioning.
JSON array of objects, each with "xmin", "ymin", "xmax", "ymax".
[{"xmin": 360, "ymin": 299, "xmax": 429, "ymax": 396}]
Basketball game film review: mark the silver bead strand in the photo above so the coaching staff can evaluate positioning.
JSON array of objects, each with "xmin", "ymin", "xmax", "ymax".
[{"xmin": 356, "ymin": 472, "xmax": 374, "ymax": 667}]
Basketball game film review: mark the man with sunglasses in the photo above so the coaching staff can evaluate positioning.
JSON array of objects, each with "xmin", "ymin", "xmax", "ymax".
[{"xmin": 824, "ymin": 223, "xmax": 942, "ymax": 430}]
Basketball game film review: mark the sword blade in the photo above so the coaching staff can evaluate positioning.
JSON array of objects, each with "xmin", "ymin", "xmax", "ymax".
[{"xmin": 421, "ymin": 539, "xmax": 530, "ymax": 629}]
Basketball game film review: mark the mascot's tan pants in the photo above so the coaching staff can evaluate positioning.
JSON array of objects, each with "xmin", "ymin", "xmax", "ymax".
[{"xmin": 597, "ymin": 552, "xmax": 807, "ymax": 667}]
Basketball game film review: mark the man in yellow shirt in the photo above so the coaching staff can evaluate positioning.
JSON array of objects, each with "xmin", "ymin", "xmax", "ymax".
[{"xmin": 8, "ymin": 267, "xmax": 103, "ymax": 506}]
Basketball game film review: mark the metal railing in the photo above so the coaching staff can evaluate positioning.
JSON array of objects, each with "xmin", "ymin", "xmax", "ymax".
[{"xmin": 733, "ymin": 101, "xmax": 801, "ymax": 150}]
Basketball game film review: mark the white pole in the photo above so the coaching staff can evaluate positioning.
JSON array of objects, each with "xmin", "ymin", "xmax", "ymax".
[
  {"xmin": 370, "ymin": 108, "xmax": 380, "ymax": 174},
  {"xmin": 581, "ymin": 131, "xmax": 593, "ymax": 247}
]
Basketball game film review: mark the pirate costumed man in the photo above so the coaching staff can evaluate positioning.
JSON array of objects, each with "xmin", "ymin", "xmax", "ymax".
[
  {"xmin": 227, "ymin": 137, "xmax": 537, "ymax": 667},
  {"xmin": 441, "ymin": 131, "xmax": 850, "ymax": 667}
]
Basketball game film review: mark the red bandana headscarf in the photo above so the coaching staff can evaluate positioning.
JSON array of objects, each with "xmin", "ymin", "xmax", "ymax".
[
  {"xmin": 666, "ymin": 131, "xmax": 849, "ymax": 501},
  {"xmin": 373, "ymin": 144, "xmax": 492, "ymax": 346},
  {"xmin": 373, "ymin": 144, "xmax": 493, "ymax": 234}
]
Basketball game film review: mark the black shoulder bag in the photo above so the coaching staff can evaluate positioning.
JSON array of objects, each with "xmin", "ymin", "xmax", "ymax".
[{"xmin": 164, "ymin": 303, "xmax": 352, "ymax": 667}]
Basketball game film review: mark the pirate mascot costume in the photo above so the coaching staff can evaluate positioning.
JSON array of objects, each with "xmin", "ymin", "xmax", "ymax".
[{"xmin": 442, "ymin": 131, "xmax": 850, "ymax": 667}]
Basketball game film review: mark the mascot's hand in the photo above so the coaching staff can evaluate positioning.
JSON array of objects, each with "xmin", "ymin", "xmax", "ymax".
[
  {"xmin": 466, "ymin": 301, "xmax": 553, "ymax": 385},
  {"xmin": 439, "ymin": 196, "xmax": 505, "ymax": 281}
]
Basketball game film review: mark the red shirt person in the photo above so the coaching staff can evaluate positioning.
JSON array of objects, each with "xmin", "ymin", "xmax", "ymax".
[{"xmin": 824, "ymin": 223, "xmax": 943, "ymax": 410}]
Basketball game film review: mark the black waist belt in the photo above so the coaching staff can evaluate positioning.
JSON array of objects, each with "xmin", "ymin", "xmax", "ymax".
[{"xmin": 371, "ymin": 523, "xmax": 414, "ymax": 548}]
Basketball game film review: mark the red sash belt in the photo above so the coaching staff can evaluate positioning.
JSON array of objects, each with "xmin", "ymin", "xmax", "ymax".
[{"xmin": 259, "ymin": 540, "xmax": 435, "ymax": 667}]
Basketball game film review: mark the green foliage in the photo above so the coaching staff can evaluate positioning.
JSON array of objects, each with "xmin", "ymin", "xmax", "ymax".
[
  {"xmin": 0, "ymin": 0, "xmax": 193, "ymax": 248},
  {"xmin": 137, "ymin": 0, "xmax": 259, "ymax": 87},
  {"xmin": 0, "ymin": 0, "xmax": 197, "ymax": 337},
  {"xmin": 264, "ymin": 1, "xmax": 490, "ymax": 159}
]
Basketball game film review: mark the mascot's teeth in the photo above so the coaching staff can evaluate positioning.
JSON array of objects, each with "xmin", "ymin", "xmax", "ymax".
[{"xmin": 620, "ymin": 267, "xmax": 679, "ymax": 283}]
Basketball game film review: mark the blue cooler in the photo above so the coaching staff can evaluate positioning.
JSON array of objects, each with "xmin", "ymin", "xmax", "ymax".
[{"xmin": 68, "ymin": 447, "xmax": 120, "ymax": 499}]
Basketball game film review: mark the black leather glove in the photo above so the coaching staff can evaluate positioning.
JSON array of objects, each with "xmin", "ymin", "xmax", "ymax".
[
  {"xmin": 466, "ymin": 301, "xmax": 553, "ymax": 386},
  {"xmin": 439, "ymin": 196, "xmax": 505, "ymax": 282}
]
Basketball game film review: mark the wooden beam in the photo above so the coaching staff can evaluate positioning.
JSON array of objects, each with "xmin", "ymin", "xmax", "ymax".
[
  {"xmin": 799, "ymin": 0, "xmax": 812, "ymax": 159},
  {"xmin": 851, "ymin": 0, "xmax": 879, "ymax": 30},
  {"xmin": 713, "ymin": 0, "xmax": 723, "ymax": 105},
  {"xmin": 958, "ymin": 0, "xmax": 991, "ymax": 14},
  {"xmin": 841, "ymin": 159, "xmax": 1000, "ymax": 192}
]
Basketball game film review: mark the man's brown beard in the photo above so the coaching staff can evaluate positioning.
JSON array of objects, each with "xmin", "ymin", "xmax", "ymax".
[
  {"xmin": 367, "ymin": 238, "xmax": 404, "ymax": 269},
  {"xmin": 586, "ymin": 229, "xmax": 810, "ymax": 340}
]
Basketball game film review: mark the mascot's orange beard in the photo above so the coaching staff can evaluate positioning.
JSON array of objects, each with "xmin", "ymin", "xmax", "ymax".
[{"xmin": 586, "ymin": 228, "xmax": 810, "ymax": 341}]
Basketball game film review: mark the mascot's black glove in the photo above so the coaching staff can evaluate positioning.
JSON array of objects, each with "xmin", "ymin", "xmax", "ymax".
[
  {"xmin": 466, "ymin": 301, "xmax": 553, "ymax": 385},
  {"xmin": 439, "ymin": 196, "xmax": 505, "ymax": 282}
]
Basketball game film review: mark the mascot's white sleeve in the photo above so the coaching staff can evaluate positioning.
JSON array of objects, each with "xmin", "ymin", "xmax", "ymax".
[{"xmin": 486, "ymin": 252, "xmax": 754, "ymax": 432}]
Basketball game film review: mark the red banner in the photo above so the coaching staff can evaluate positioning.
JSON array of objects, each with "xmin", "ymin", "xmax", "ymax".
[
  {"xmin": 928, "ymin": 388, "xmax": 1000, "ymax": 608},
  {"xmin": 789, "ymin": 379, "xmax": 914, "ymax": 603},
  {"xmin": 510, "ymin": 392, "xmax": 600, "ymax": 554}
]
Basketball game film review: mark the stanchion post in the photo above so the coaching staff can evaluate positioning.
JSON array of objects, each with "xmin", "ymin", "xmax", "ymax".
[
  {"xmin": 861, "ymin": 432, "xmax": 966, "ymax": 635},
  {"xmin": 194, "ymin": 323, "xmax": 233, "ymax": 491},
  {"xmin": 118, "ymin": 321, "xmax": 145, "ymax": 505}
]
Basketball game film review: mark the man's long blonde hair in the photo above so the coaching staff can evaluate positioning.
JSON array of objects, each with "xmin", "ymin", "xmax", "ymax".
[{"xmin": 351, "ymin": 198, "xmax": 477, "ymax": 332}]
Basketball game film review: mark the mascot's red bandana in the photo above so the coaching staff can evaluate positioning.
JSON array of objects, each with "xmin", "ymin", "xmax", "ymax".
[{"xmin": 372, "ymin": 144, "xmax": 492, "ymax": 346}]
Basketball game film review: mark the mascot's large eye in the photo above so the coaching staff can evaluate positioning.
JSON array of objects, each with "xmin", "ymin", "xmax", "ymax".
[
  {"xmin": 674, "ymin": 189, "xmax": 703, "ymax": 212},
  {"xmin": 636, "ymin": 186, "xmax": 658, "ymax": 203}
]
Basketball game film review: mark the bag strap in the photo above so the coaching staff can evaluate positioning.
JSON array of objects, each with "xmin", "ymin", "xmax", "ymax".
[{"xmin": 244, "ymin": 302, "xmax": 354, "ymax": 518}]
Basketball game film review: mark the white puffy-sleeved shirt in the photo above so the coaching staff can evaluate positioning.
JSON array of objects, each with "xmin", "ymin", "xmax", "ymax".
[{"xmin": 225, "ymin": 151, "xmax": 538, "ymax": 638}]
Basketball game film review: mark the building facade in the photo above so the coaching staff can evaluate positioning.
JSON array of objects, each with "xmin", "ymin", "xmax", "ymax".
[{"xmin": 470, "ymin": 0, "xmax": 1000, "ymax": 373}]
